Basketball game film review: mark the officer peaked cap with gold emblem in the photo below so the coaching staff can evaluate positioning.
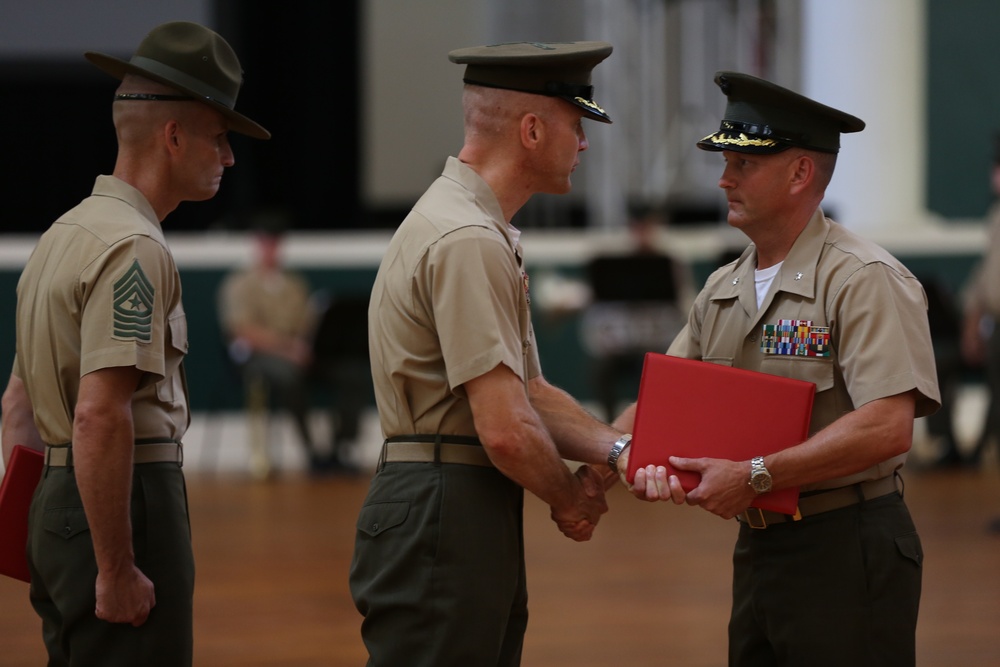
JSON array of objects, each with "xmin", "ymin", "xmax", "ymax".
[
  {"xmin": 697, "ymin": 71, "xmax": 864, "ymax": 154},
  {"xmin": 448, "ymin": 41, "xmax": 613, "ymax": 123}
]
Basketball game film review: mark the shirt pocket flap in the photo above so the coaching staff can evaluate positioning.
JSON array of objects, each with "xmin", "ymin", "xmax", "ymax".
[{"xmin": 760, "ymin": 356, "xmax": 834, "ymax": 393}]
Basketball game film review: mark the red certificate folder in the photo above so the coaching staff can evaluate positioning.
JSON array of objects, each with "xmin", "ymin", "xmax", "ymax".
[
  {"xmin": 626, "ymin": 353, "xmax": 815, "ymax": 515},
  {"xmin": 0, "ymin": 445, "xmax": 44, "ymax": 582}
]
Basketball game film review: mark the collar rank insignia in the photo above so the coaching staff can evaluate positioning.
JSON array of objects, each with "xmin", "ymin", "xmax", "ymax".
[
  {"xmin": 760, "ymin": 319, "xmax": 830, "ymax": 357},
  {"xmin": 112, "ymin": 259, "xmax": 155, "ymax": 343}
]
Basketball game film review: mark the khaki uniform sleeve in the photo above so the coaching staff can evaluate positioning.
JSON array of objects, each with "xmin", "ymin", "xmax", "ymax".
[
  {"xmin": 78, "ymin": 236, "xmax": 176, "ymax": 383},
  {"xmin": 421, "ymin": 229, "xmax": 528, "ymax": 391},
  {"xmin": 832, "ymin": 262, "xmax": 940, "ymax": 417}
]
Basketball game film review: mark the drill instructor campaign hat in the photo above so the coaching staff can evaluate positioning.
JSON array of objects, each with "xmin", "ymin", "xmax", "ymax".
[
  {"xmin": 697, "ymin": 71, "xmax": 864, "ymax": 154},
  {"xmin": 85, "ymin": 21, "xmax": 270, "ymax": 140},
  {"xmin": 448, "ymin": 41, "xmax": 613, "ymax": 123}
]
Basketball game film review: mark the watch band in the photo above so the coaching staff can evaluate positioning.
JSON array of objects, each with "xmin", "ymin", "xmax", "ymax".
[
  {"xmin": 749, "ymin": 455, "xmax": 772, "ymax": 494},
  {"xmin": 607, "ymin": 434, "xmax": 632, "ymax": 474}
]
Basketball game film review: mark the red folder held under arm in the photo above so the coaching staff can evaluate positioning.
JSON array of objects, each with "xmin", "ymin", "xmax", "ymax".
[
  {"xmin": 626, "ymin": 353, "xmax": 815, "ymax": 515},
  {"xmin": 0, "ymin": 445, "xmax": 44, "ymax": 582}
]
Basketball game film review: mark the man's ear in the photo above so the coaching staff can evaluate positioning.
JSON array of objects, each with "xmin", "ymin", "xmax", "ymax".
[
  {"xmin": 164, "ymin": 120, "xmax": 183, "ymax": 153},
  {"xmin": 520, "ymin": 113, "xmax": 542, "ymax": 150},
  {"xmin": 788, "ymin": 154, "xmax": 814, "ymax": 195}
]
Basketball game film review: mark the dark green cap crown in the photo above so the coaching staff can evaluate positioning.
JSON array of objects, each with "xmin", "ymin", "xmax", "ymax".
[
  {"xmin": 697, "ymin": 71, "xmax": 864, "ymax": 154},
  {"xmin": 85, "ymin": 21, "xmax": 269, "ymax": 140},
  {"xmin": 448, "ymin": 41, "xmax": 613, "ymax": 123}
]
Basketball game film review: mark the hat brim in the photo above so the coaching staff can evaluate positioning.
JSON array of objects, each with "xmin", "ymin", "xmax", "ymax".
[
  {"xmin": 85, "ymin": 51, "xmax": 270, "ymax": 140},
  {"xmin": 568, "ymin": 95, "xmax": 611, "ymax": 123},
  {"xmin": 697, "ymin": 130, "xmax": 791, "ymax": 155}
]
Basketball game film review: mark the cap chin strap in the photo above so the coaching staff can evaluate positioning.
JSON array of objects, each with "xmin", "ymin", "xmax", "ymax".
[
  {"xmin": 544, "ymin": 81, "xmax": 594, "ymax": 99},
  {"xmin": 114, "ymin": 93, "xmax": 192, "ymax": 102},
  {"xmin": 721, "ymin": 119, "xmax": 807, "ymax": 145}
]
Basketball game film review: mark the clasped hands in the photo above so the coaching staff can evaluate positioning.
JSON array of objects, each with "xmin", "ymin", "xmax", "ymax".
[
  {"xmin": 550, "ymin": 464, "xmax": 610, "ymax": 542},
  {"xmin": 549, "ymin": 452, "xmax": 757, "ymax": 541}
]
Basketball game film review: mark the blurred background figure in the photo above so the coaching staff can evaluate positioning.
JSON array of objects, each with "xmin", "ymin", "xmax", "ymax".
[
  {"xmin": 310, "ymin": 292, "xmax": 371, "ymax": 474},
  {"xmin": 960, "ymin": 136, "xmax": 1000, "ymax": 530},
  {"xmin": 218, "ymin": 210, "xmax": 332, "ymax": 476},
  {"xmin": 918, "ymin": 273, "xmax": 964, "ymax": 467},
  {"xmin": 580, "ymin": 202, "xmax": 686, "ymax": 422}
]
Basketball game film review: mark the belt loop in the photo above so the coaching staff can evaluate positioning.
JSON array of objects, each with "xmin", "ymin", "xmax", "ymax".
[
  {"xmin": 433, "ymin": 434, "xmax": 442, "ymax": 465},
  {"xmin": 377, "ymin": 440, "xmax": 388, "ymax": 472},
  {"xmin": 894, "ymin": 470, "xmax": 904, "ymax": 499},
  {"xmin": 852, "ymin": 481, "xmax": 866, "ymax": 504}
]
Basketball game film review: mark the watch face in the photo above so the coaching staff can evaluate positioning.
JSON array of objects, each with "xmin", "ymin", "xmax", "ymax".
[{"xmin": 751, "ymin": 471, "xmax": 772, "ymax": 494}]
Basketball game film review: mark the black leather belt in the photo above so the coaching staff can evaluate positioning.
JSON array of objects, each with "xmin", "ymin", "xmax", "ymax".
[
  {"xmin": 737, "ymin": 475, "xmax": 900, "ymax": 529},
  {"xmin": 44, "ymin": 440, "xmax": 183, "ymax": 468},
  {"xmin": 380, "ymin": 434, "xmax": 491, "ymax": 468}
]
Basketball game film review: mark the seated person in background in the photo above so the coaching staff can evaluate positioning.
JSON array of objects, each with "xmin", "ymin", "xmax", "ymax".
[
  {"xmin": 218, "ymin": 211, "xmax": 332, "ymax": 473},
  {"xmin": 581, "ymin": 203, "xmax": 685, "ymax": 421},
  {"xmin": 310, "ymin": 293, "xmax": 372, "ymax": 472}
]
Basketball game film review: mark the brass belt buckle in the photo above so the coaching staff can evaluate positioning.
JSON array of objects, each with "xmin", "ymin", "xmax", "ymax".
[{"xmin": 744, "ymin": 507, "xmax": 767, "ymax": 529}]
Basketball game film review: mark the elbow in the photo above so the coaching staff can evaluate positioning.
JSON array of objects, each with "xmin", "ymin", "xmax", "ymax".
[
  {"xmin": 891, "ymin": 430, "xmax": 914, "ymax": 458},
  {"xmin": 478, "ymin": 418, "xmax": 536, "ymax": 462},
  {"xmin": 879, "ymin": 420, "xmax": 915, "ymax": 460}
]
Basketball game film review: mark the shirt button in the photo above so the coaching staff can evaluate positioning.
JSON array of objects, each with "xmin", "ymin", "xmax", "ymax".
[
  {"xmin": 371, "ymin": 522, "xmax": 379, "ymax": 533},
  {"xmin": 749, "ymin": 334, "xmax": 758, "ymax": 342}
]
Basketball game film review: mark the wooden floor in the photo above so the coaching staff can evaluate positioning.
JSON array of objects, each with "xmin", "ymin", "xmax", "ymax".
[{"xmin": 1, "ymin": 464, "xmax": 999, "ymax": 666}]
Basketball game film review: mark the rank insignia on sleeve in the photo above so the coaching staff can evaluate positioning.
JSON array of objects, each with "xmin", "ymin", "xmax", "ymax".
[
  {"xmin": 112, "ymin": 259, "xmax": 155, "ymax": 343},
  {"xmin": 761, "ymin": 319, "xmax": 830, "ymax": 357}
]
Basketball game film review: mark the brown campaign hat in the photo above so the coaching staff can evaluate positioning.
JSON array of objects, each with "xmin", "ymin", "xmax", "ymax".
[
  {"xmin": 85, "ymin": 21, "xmax": 270, "ymax": 140},
  {"xmin": 697, "ymin": 71, "xmax": 863, "ymax": 154},
  {"xmin": 448, "ymin": 41, "xmax": 613, "ymax": 123}
]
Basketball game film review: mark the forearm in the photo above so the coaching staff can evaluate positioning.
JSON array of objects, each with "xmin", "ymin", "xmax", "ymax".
[
  {"xmin": 612, "ymin": 402, "xmax": 637, "ymax": 433},
  {"xmin": 74, "ymin": 400, "xmax": 137, "ymax": 574},
  {"xmin": 528, "ymin": 376, "xmax": 621, "ymax": 465},
  {"xmin": 72, "ymin": 367, "xmax": 143, "ymax": 576},
  {"xmin": 1, "ymin": 374, "xmax": 45, "ymax": 465},
  {"xmin": 766, "ymin": 392, "xmax": 915, "ymax": 491},
  {"xmin": 74, "ymin": 403, "xmax": 138, "ymax": 575},
  {"xmin": 482, "ymin": 407, "xmax": 582, "ymax": 511},
  {"xmin": 466, "ymin": 367, "xmax": 588, "ymax": 512}
]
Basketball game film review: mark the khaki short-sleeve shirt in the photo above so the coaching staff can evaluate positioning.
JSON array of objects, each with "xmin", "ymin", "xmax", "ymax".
[
  {"xmin": 668, "ymin": 209, "xmax": 940, "ymax": 490},
  {"xmin": 369, "ymin": 157, "xmax": 541, "ymax": 437},
  {"xmin": 13, "ymin": 175, "xmax": 189, "ymax": 444},
  {"xmin": 218, "ymin": 268, "xmax": 314, "ymax": 339}
]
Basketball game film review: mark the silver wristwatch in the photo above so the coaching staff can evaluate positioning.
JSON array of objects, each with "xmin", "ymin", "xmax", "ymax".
[
  {"xmin": 607, "ymin": 434, "xmax": 632, "ymax": 474},
  {"xmin": 748, "ymin": 456, "xmax": 773, "ymax": 494}
]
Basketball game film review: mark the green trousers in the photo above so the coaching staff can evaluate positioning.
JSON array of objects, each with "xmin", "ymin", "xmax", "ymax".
[
  {"xmin": 729, "ymin": 490, "xmax": 922, "ymax": 667},
  {"xmin": 350, "ymin": 461, "xmax": 527, "ymax": 667},
  {"xmin": 27, "ymin": 463, "xmax": 194, "ymax": 666}
]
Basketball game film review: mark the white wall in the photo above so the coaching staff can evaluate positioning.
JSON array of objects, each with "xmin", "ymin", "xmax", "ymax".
[
  {"xmin": 0, "ymin": 0, "xmax": 210, "ymax": 59},
  {"xmin": 360, "ymin": 0, "xmax": 483, "ymax": 207},
  {"xmin": 802, "ymin": 0, "xmax": 929, "ymax": 231}
]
